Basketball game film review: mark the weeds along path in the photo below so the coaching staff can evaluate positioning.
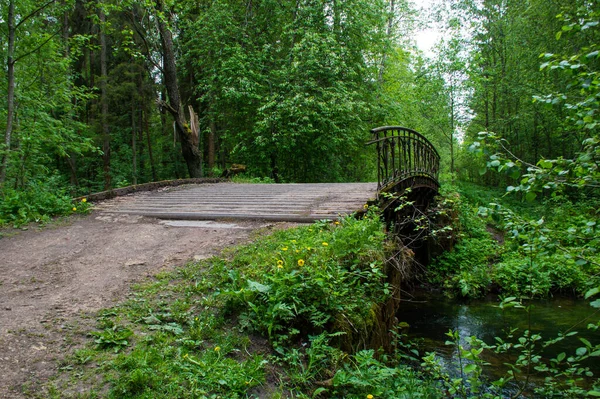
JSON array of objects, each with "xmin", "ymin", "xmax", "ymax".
[{"xmin": 0, "ymin": 210, "xmax": 272, "ymax": 398}]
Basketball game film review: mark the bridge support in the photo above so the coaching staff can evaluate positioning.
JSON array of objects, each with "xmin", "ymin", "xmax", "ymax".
[{"xmin": 364, "ymin": 126, "xmax": 442, "ymax": 353}]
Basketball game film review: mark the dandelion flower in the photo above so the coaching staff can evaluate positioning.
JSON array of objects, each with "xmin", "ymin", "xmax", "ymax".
[
  {"xmin": 282, "ymin": 247, "xmax": 288, "ymax": 251},
  {"xmin": 322, "ymin": 242, "xmax": 328, "ymax": 246},
  {"xmin": 277, "ymin": 260, "xmax": 284, "ymax": 266},
  {"xmin": 81, "ymin": 198, "xmax": 87, "ymax": 203},
  {"xmin": 277, "ymin": 265, "xmax": 283, "ymax": 269},
  {"xmin": 72, "ymin": 207, "xmax": 77, "ymax": 211},
  {"xmin": 334, "ymin": 221, "xmax": 340, "ymax": 225},
  {"xmin": 214, "ymin": 346, "xmax": 221, "ymax": 352},
  {"xmin": 367, "ymin": 395, "xmax": 374, "ymax": 399},
  {"xmin": 297, "ymin": 259, "xmax": 305, "ymax": 267},
  {"xmin": 363, "ymin": 204, "xmax": 369, "ymax": 209}
]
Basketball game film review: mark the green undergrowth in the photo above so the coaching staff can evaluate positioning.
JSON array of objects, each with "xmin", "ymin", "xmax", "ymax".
[
  {"xmin": 46, "ymin": 210, "xmax": 441, "ymax": 399},
  {"xmin": 429, "ymin": 182, "xmax": 600, "ymax": 299},
  {"xmin": 0, "ymin": 177, "xmax": 92, "ymax": 227}
]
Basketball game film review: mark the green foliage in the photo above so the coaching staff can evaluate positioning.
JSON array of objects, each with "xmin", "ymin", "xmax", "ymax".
[
  {"xmin": 221, "ymin": 211, "xmax": 387, "ymax": 348},
  {"xmin": 428, "ymin": 183, "xmax": 600, "ymax": 298},
  {"xmin": 422, "ymin": 330, "xmax": 492, "ymax": 398},
  {"xmin": 176, "ymin": 0, "xmax": 393, "ymax": 182},
  {"xmin": 90, "ymin": 325, "xmax": 132, "ymax": 353},
  {"xmin": 428, "ymin": 184, "xmax": 500, "ymax": 298},
  {"xmin": 50, "ymin": 213, "xmax": 409, "ymax": 398},
  {"xmin": 331, "ymin": 349, "xmax": 440, "ymax": 398},
  {"xmin": 460, "ymin": 0, "xmax": 580, "ymax": 185},
  {"xmin": 0, "ymin": 178, "xmax": 75, "ymax": 226}
]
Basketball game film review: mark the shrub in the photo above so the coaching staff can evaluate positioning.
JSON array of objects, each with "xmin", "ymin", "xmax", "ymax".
[
  {"xmin": 0, "ymin": 177, "xmax": 75, "ymax": 226},
  {"xmin": 220, "ymin": 212, "xmax": 388, "ymax": 348}
]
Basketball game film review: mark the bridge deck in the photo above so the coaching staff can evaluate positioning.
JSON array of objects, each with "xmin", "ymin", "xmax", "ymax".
[{"xmin": 96, "ymin": 182, "xmax": 377, "ymax": 223}]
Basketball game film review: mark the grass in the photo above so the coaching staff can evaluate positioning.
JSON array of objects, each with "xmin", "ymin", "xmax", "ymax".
[{"xmin": 45, "ymin": 210, "xmax": 442, "ymax": 398}]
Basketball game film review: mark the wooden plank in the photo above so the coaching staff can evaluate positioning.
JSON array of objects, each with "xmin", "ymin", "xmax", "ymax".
[{"xmin": 95, "ymin": 182, "xmax": 377, "ymax": 222}]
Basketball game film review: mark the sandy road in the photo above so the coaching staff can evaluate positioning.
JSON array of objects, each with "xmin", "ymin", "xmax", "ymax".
[{"xmin": 0, "ymin": 211, "xmax": 268, "ymax": 398}]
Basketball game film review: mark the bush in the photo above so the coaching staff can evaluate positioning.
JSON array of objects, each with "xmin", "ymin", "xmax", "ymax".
[
  {"xmin": 331, "ymin": 349, "xmax": 440, "ymax": 398},
  {"xmin": 220, "ymin": 212, "xmax": 388, "ymax": 348},
  {"xmin": 428, "ymin": 185, "xmax": 500, "ymax": 297},
  {"xmin": 0, "ymin": 177, "xmax": 76, "ymax": 226}
]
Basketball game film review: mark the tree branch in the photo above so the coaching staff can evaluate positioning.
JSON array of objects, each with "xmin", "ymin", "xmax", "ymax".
[
  {"xmin": 15, "ymin": 0, "xmax": 56, "ymax": 30},
  {"xmin": 125, "ymin": 10, "xmax": 165, "ymax": 75},
  {"xmin": 156, "ymin": 98, "xmax": 178, "ymax": 117},
  {"xmin": 13, "ymin": 29, "xmax": 60, "ymax": 63}
]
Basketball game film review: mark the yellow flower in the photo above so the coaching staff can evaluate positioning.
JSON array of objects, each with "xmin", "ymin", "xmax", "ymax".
[
  {"xmin": 72, "ymin": 207, "xmax": 77, "ymax": 211},
  {"xmin": 306, "ymin": 247, "xmax": 312, "ymax": 251},
  {"xmin": 291, "ymin": 240, "xmax": 297, "ymax": 243},
  {"xmin": 334, "ymin": 221, "xmax": 340, "ymax": 225},
  {"xmin": 277, "ymin": 264, "xmax": 283, "ymax": 269},
  {"xmin": 367, "ymin": 395, "xmax": 374, "ymax": 399},
  {"xmin": 322, "ymin": 242, "xmax": 328, "ymax": 246},
  {"xmin": 81, "ymin": 198, "xmax": 87, "ymax": 203},
  {"xmin": 282, "ymin": 247, "xmax": 288, "ymax": 251},
  {"xmin": 277, "ymin": 260, "xmax": 284, "ymax": 266},
  {"xmin": 214, "ymin": 346, "xmax": 221, "ymax": 352},
  {"xmin": 363, "ymin": 204, "xmax": 369, "ymax": 209},
  {"xmin": 297, "ymin": 259, "xmax": 305, "ymax": 267},
  {"xmin": 295, "ymin": 249, "xmax": 300, "ymax": 253}
]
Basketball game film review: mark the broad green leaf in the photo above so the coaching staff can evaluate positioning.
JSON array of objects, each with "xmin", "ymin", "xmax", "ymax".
[
  {"xmin": 585, "ymin": 288, "xmax": 600, "ymax": 299},
  {"xmin": 576, "ymin": 347, "xmax": 587, "ymax": 356},
  {"xmin": 538, "ymin": 159, "xmax": 552, "ymax": 169},
  {"xmin": 464, "ymin": 364, "xmax": 477, "ymax": 374},
  {"xmin": 247, "ymin": 280, "xmax": 271, "ymax": 293},
  {"xmin": 525, "ymin": 192, "xmax": 537, "ymax": 202}
]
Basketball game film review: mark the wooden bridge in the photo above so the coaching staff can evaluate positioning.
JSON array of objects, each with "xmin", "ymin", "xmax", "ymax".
[{"xmin": 96, "ymin": 126, "xmax": 439, "ymax": 224}]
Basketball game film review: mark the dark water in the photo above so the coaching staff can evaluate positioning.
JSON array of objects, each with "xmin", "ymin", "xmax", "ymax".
[{"xmin": 399, "ymin": 293, "xmax": 600, "ymax": 387}]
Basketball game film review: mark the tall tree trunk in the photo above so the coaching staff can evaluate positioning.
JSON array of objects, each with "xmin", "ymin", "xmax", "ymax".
[
  {"xmin": 1, "ymin": 0, "xmax": 16, "ymax": 184},
  {"xmin": 377, "ymin": 0, "xmax": 395, "ymax": 85},
  {"xmin": 100, "ymin": 8, "xmax": 111, "ymax": 189},
  {"xmin": 144, "ymin": 108, "xmax": 157, "ymax": 181},
  {"xmin": 132, "ymin": 97, "xmax": 137, "ymax": 185},
  {"xmin": 155, "ymin": 0, "xmax": 202, "ymax": 178},
  {"xmin": 208, "ymin": 119, "xmax": 216, "ymax": 175}
]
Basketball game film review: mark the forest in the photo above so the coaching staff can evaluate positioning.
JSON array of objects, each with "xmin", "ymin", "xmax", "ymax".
[
  {"xmin": 2, "ymin": 0, "xmax": 600, "ymax": 398},
  {"xmin": 1, "ymin": 0, "xmax": 597, "ymax": 216}
]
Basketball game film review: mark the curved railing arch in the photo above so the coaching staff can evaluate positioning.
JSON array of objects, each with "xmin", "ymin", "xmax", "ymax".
[{"xmin": 367, "ymin": 126, "xmax": 440, "ymax": 195}]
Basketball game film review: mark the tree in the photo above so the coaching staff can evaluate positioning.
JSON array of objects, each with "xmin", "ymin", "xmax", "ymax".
[
  {"xmin": 1, "ymin": 0, "xmax": 59, "ymax": 183},
  {"xmin": 154, "ymin": 0, "xmax": 202, "ymax": 178},
  {"xmin": 1, "ymin": 0, "xmax": 96, "ymax": 189}
]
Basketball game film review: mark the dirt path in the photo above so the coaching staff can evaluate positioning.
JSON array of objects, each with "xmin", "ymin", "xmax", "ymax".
[{"xmin": 0, "ymin": 210, "xmax": 269, "ymax": 398}]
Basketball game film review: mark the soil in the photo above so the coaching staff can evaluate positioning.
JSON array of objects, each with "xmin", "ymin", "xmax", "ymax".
[{"xmin": 0, "ymin": 207, "xmax": 275, "ymax": 398}]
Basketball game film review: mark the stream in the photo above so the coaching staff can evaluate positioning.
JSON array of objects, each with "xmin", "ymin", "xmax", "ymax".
[{"xmin": 399, "ymin": 292, "xmax": 600, "ymax": 393}]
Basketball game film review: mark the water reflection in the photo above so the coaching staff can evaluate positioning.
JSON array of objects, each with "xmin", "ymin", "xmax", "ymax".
[{"xmin": 399, "ymin": 293, "xmax": 600, "ymax": 383}]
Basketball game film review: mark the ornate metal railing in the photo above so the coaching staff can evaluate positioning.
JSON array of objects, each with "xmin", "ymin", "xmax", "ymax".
[{"xmin": 367, "ymin": 126, "xmax": 440, "ymax": 195}]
